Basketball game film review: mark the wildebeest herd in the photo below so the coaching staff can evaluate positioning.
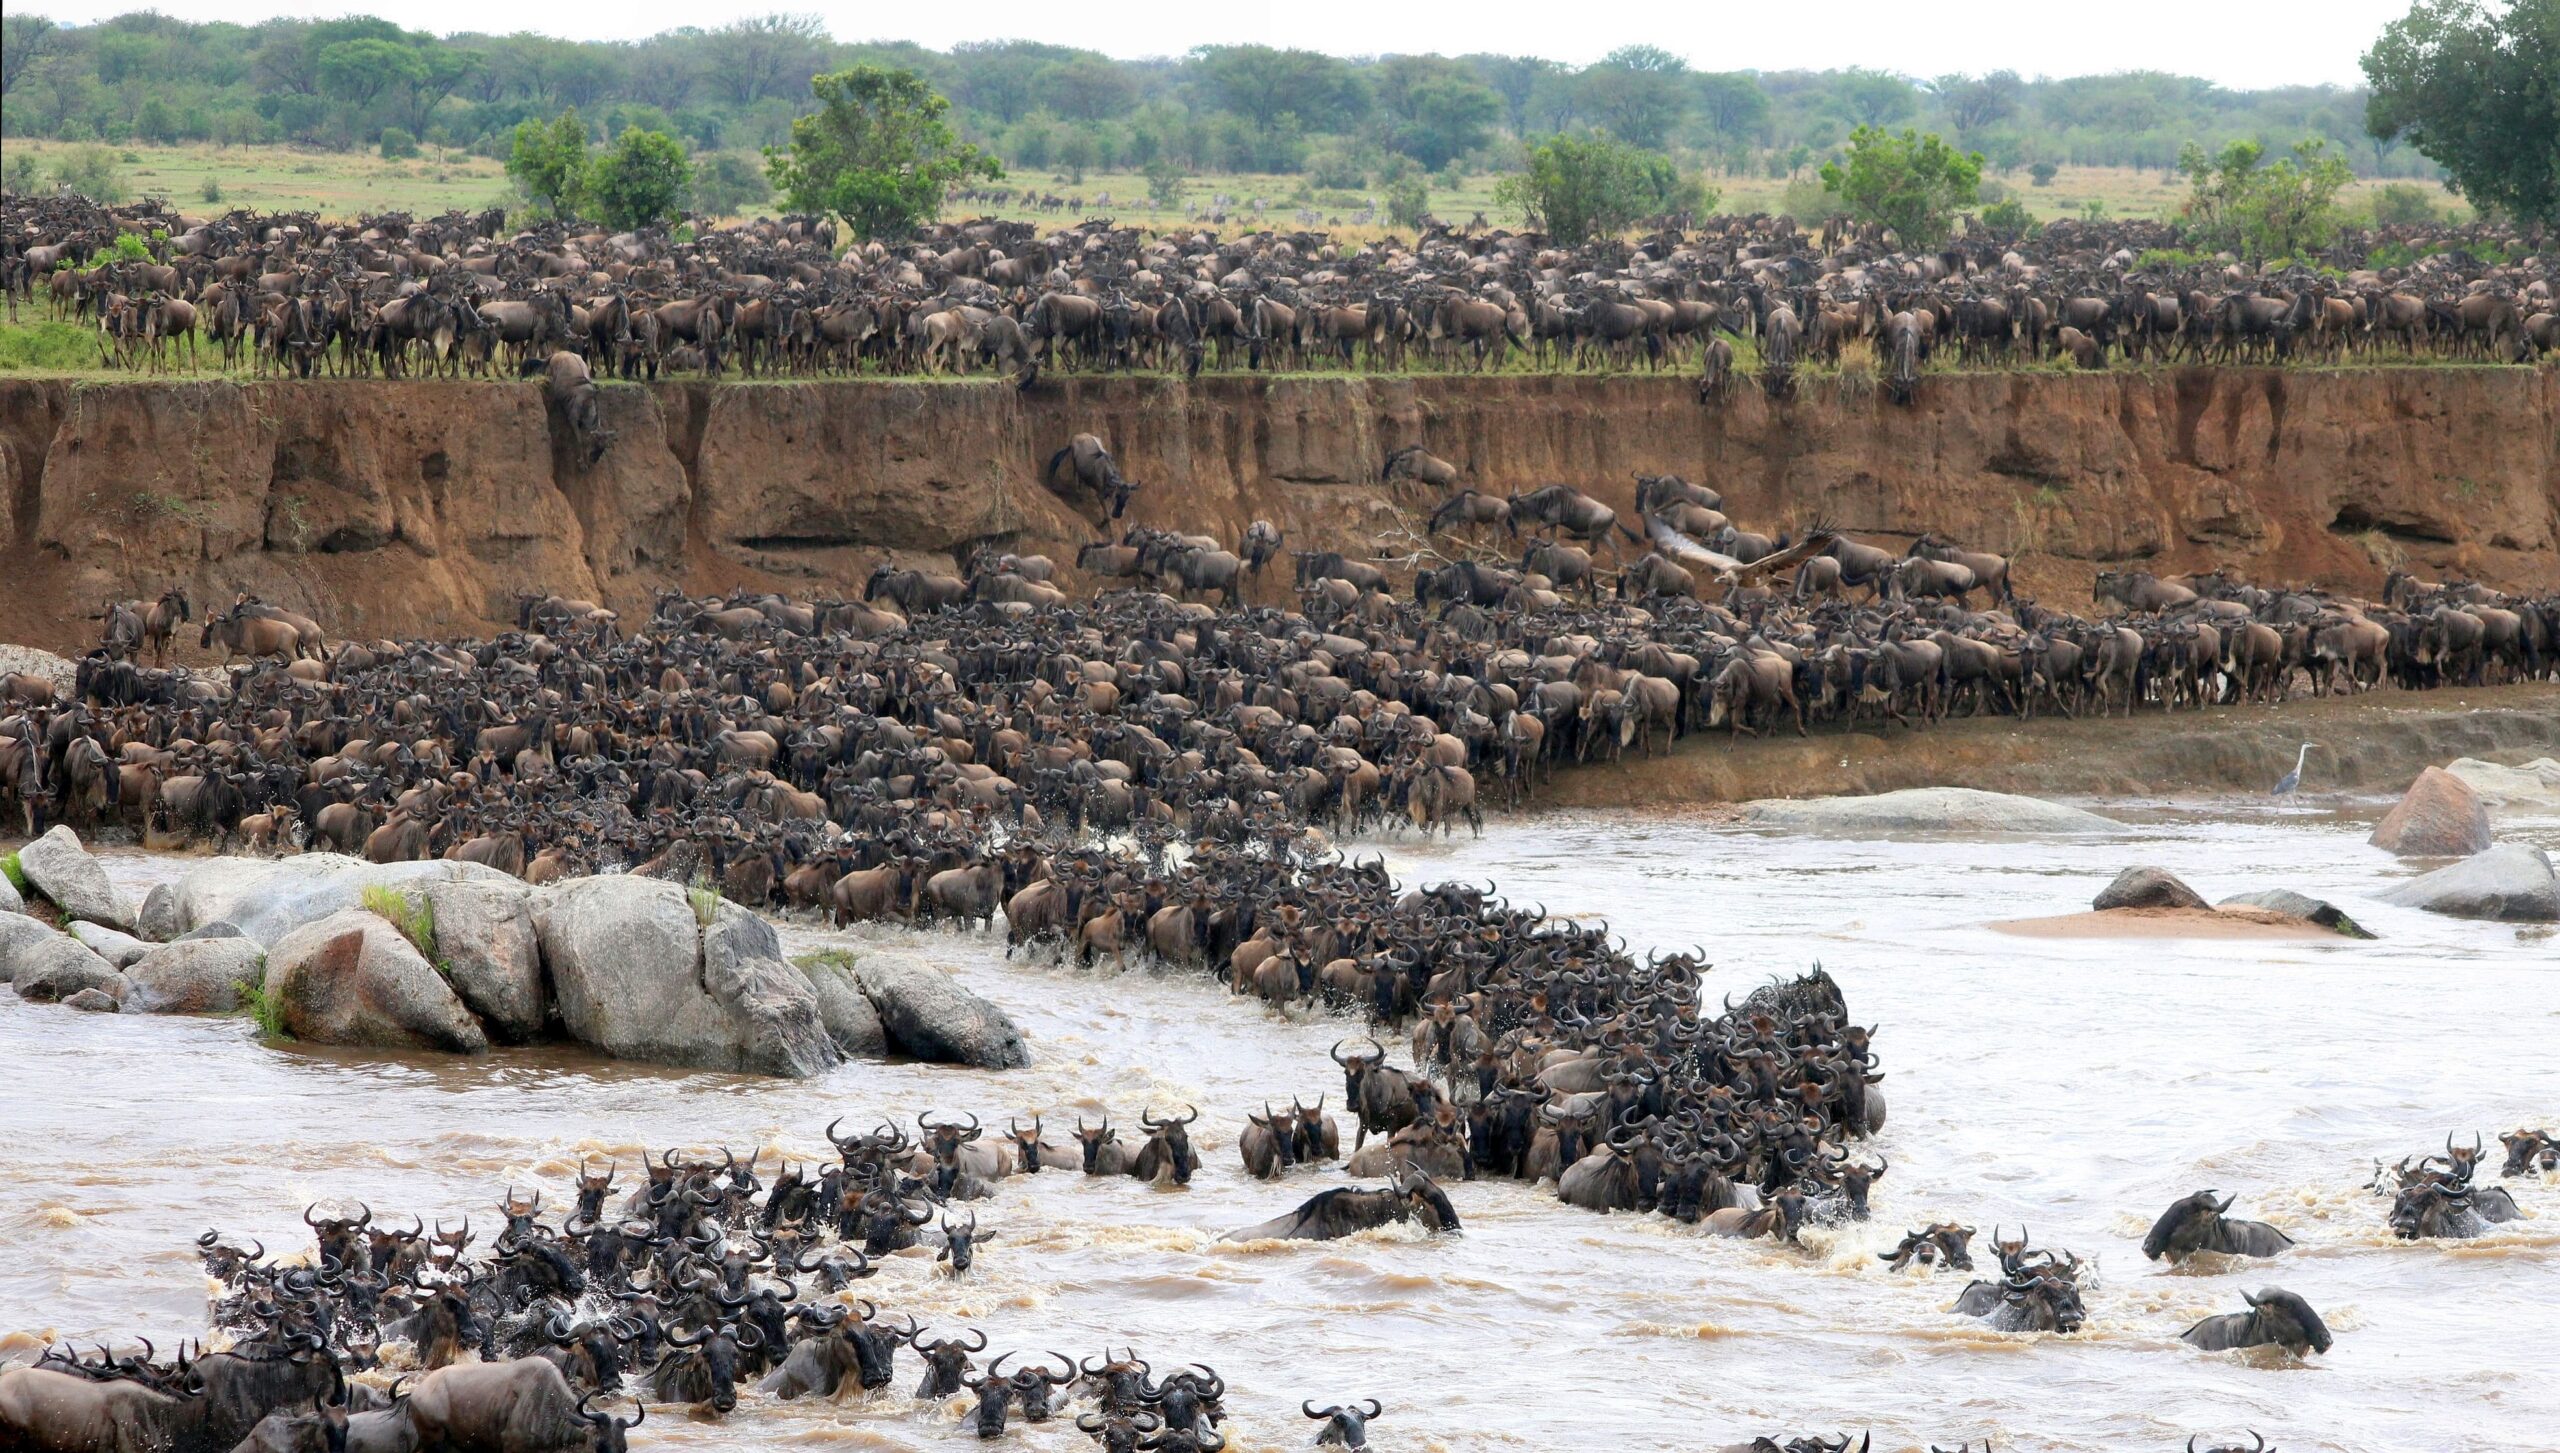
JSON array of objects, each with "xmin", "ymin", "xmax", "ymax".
[{"xmin": 6, "ymin": 191, "xmax": 2553, "ymax": 392}]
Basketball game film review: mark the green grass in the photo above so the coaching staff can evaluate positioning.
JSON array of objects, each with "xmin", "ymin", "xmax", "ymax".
[
  {"xmin": 238, "ymin": 979, "xmax": 290, "ymax": 1039},
  {"xmin": 0, "ymin": 319, "xmax": 123, "ymax": 375},
  {"xmin": 793, "ymin": 949, "xmax": 858, "ymax": 978},
  {"xmin": 361, "ymin": 884, "xmax": 440, "ymax": 966},
  {"xmin": 687, "ymin": 881, "xmax": 721, "ymax": 927},
  {"xmin": 6, "ymin": 139, "xmax": 510, "ymax": 219},
  {"xmin": 1, "ymin": 853, "xmax": 25, "ymax": 894}
]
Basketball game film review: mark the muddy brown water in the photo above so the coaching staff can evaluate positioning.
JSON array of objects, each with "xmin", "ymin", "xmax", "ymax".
[{"xmin": 4, "ymin": 793, "xmax": 2556, "ymax": 1452}]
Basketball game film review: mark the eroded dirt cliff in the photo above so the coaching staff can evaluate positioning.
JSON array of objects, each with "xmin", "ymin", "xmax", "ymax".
[{"xmin": 2, "ymin": 368, "xmax": 2553, "ymax": 651}]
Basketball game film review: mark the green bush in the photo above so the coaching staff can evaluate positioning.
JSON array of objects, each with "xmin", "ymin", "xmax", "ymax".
[
  {"xmin": 1976, "ymin": 198, "xmax": 2036, "ymax": 237},
  {"xmin": 1, "ymin": 852, "xmax": 25, "ymax": 893},
  {"xmin": 239, "ymin": 980, "xmax": 290, "ymax": 1039},
  {"xmin": 2369, "ymin": 181, "xmax": 2437, "ymax": 226},
  {"xmin": 379, "ymin": 127, "xmax": 420, "ymax": 160},
  {"xmin": 2028, "ymin": 160, "xmax": 2058, "ymax": 187},
  {"xmin": 49, "ymin": 144, "xmax": 128, "ymax": 204},
  {"xmin": 199, "ymin": 176, "xmax": 223, "ymax": 204}
]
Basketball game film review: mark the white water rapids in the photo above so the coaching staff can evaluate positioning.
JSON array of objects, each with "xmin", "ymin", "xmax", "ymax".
[{"xmin": 3, "ymin": 793, "xmax": 2554, "ymax": 1452}]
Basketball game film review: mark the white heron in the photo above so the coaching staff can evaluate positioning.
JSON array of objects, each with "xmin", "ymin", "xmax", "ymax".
[{"xmin": 2272, "ymin": 742, "xmax": 2317, "ymax": 795}]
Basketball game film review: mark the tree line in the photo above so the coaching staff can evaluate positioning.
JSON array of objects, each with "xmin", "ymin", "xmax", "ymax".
[{"xmin": 0, "ymin": 11, "xmax": 2453, "ymax": 191}]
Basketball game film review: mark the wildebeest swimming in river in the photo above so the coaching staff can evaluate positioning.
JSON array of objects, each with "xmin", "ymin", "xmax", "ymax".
[
  {"xmin": 1222, "ymin": 1163, "xmax": 1458, "ymax": 1241},
  {"xmin": 2179, "ymin": 1287, "xmax": 2333, "ymax": 1355},
  {"xmin": 2140, "ymin": 1190, "xmax": 2294, "ymax": 1262}
]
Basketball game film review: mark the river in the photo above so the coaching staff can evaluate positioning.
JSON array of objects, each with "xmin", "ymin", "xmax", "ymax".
[{"xmin": 4, "ymin": 793, "xmax": 2555, "ymax": 1453}]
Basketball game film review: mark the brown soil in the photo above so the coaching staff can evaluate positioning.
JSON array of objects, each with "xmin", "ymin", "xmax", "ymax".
[
  {"xmin": 1, "ymin": 368, "xmax": 2554, "ymax": 655},
  {"xmin": 1988, "ymin": 906, "xmax": 2338, "ymax": 940}
]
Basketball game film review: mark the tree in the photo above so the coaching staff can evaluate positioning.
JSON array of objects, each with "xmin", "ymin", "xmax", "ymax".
[
  {"xmin": 1818, "ymin": 125, "xmax": 1984, "ymax": 247},
  {"xmin": 1494, "ymin": 131, "xmax": 1713, "ymax": 243},
  {"xmin": 702, "ymin": 13, "xmax": 830, "ymax": 107},
  {"xmin": 1042, "ymin": 54, "xmax": 1137, "ymax": 122},
  {"xmin": 1576, "ymin": 44, "xmax": 1689, "ymax": 149},
  {"xmin": 318, "ymin": 38, "xmax": 423, "ymax": 112},
  {"xmin": 2029, "ymin": 159, "xmax": 2059, "ymax": 187},
  {"xmin": 765, "ymin": 65, "xmax": 1003, "ymax": 242},
  {"xmin": 1193, "ymin": 45, "xmax": 1368, "ymax": 132},
  {"xmin": 2370, "ymin": 181, "xmax": 2439, "ymax": 225},
  {"xmin": 1144, "ymin": 156, "xmax": 1186, "ymax": 209},
  {"xmin": 1378, "ymin": 55, "xmax": 1501, "ymax": 170},
  {"xmin": 586, "ymin": 128, "xmax": 690, "ymax": 231},
  {"xmin": 949, "ymin": 41, "xmax": 1067, "ymax": 124},
  {"xmin": 1833, "ymin": 68, "xmax": 1919, "ymax": 127},
  {"xmin": 2363, "ymin": 0, "xmax": 2560, "ymax": 223},
  {"xmin": 1931, "ymin": 71, "xmax": 2021, "ymax": 136},
  {"xmin": 1693, "ymin": 72, "xmax": 1771, "ymax": 143},
  {"xmin": 509, "ymin": 108, "xmax": 592, "ymax": 217},
  {"xmin": 1465, "ymin": 53, "xmax": 1560, "ymax": 138},
  {"xmin": 2177, "ymin": 137, "xmax": 2355, "ymax": 262},
  {"xmin": 2, "ymin": 14, "xmax": 59, "ymax": 98},
  {"xmin": 689, "ymin": 151, "xmax": 771, "ymax": 217},
  {"xmin": 1385, "ymin": 171, "xmax": 1429, "ymax": 230}
]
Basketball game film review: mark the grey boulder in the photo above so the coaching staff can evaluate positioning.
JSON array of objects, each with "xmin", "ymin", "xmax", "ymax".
[
  {"xmin": 795, "ymin": 952, "xmax": 889, "ymax": 1059},
  {"xmin": 1739, "ymin": 788, "xmax": 2127, "ymax": 836},
  {"xmin": 0, "ymin": 866, "xmax": 22, "ymax": 916},
  {"xmin": 64, "ymin": 987, "xmax": 120, "ymax": 1012},
  {"xmin": 855, "ymin": 952, "xmax": 1030, "ymax": 1070},
  {"xmin": 265, "ymin": 908, "xmax": 489, "ymax": 1053},
  {"xmin": 16, "ymin": 826, "xmax": 137, "ymax": 930},
  {"xmin": 156, "ymin": 854, "xmax": 521, "ymax": 948},
  {"xmin": 123, "ymin": 938, "xmax": 268, "ymax": 1014},
  {"xmin": 2218, "ymin": 889, "xmax": 2378, "ymax": 940},
  {"xmin": 2093, "ymin": 867, "xmax": 2210, "ymax": 912},
  {"xmin": 68, "ymin": 920, "xmax": 151, "ymax": 969},
  {"xmin": 2368, "ymin": 767, "xmax": 2494, "ymax": 858},
  {"xmin": 419, "ymin": 879, "xmax": 547, "ymax": 1042},
  {"xmin": 11, "ymin": 930, "xmax": 128, "ymax": 1004},
  {"xmin": 2379, "ymin": 845, "xmax": 2560, "ymax": 923},
  {"xmin": 0, "ymin": 912, "xmax": 70, "ymax": 983},
  {"xmin": 534, "ymin": 877, "xmax": 841, "ymax": 1078}
]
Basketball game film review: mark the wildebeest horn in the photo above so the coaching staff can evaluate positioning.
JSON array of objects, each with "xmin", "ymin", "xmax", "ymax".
[
  {"xmin": 198, "ymin": 1230, "xmax": 219, "ymax": 1248},
  {"xmin": 1360, "ymin": 1398, "xmax": 1383, "ymax": 1418},
  {"xmin": 1305, "ymin": 1403, "xmax": 1338, "ymax": 1420}
]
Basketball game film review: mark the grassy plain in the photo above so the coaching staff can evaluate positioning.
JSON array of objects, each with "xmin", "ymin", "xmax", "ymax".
[{"xmin": 5, "ymin": 141, "xmax": 2465, "ymax": 232}]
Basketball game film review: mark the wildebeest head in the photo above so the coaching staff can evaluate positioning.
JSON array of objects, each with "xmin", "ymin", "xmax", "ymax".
[
  {"xmin": 1154, "ymin": 1364, "xmax": 1224, "ymax": 1435},
  {"xmin": 1073, "ymin": 1409, "xmax": 1165, "ymax": 1453},
  {"xmin": 2187, "ymin": 1434, "xmax": 2272, "ymax": 1453},
  {"xmin": 657, "ymin": 1321, "xmax": 755, "ymax": 1413},
  {"xmin": 914, "ymin": 1326, "xmax": 986, "ymax": 1399},
  {"xmin": 938, "ymin": 1212, "xmax": 993, "ymax": 1276},
  {"xmin": 1137, "ymin": 1105, "xmax": 1201, "ymax": 1186},
  {"xmin": 574, "ymin": 1389, "xmax": 643, "ymax": 1453},
  {"xmin": 1305, "ymin": 1398, "xmax": 1384, "ymax": 1448},
  {"xmin": 963, "ymin": 1352, "xmax": 1014, "ymax": 1438},
  {"xmin": 1075, "ymin": 1118, "xmax": 1123, "ymax": 1174},
  {"xmin": 1006, "ymin": 1117, "xmax": 1051, "ymax": 1174},
  {"xmin": 197, "ymin": 1229, "xmax": 266, "ymax": 1284},
  {"xmin": 2143, "ymin": 1189, "xmax": 2237, "ymax": 1261},
  {"xmin": 2241, "ymin": 1287, "xmax": 2333, "ymax": 1354},
  {"xmin": 2499, "ymin": 1128, "xmax": 2559, "ymax": 1178},
  {"xmin": 1878, "ymin": 1223, "xmax": 1973, "ymax": 1272},
  {"xmin": 2388, "ymin": 1180, "xmax": 2474, "ymax": 1241}
]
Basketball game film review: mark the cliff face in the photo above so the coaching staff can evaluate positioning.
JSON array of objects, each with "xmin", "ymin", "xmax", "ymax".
[{"xmin": 2, "ymin": 368, "xmax": 2553, "ymax": 650}]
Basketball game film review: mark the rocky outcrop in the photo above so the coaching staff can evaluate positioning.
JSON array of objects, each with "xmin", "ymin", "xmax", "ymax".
[
  {"xmin": 3, "ymin": 370, "xmax": 2554, "ymax": 651},
  {"xmin": 2444, "ymin": 756, "xmax": 2560, "ymax": 808},
  {"xmin": 66, "ymin": 920, "xmax": 149, "ymax": 969},
  {"xmin": 122, "ymin": 938, "xmax": 267, "ymax": 1014},
  {"xmin": 2380, "ymin": 845, "xmax": 2560, "ymax": 922},
  {"xmin": 795, "ymin": 952, "xmax": 889, "ymax": 1060},
  {"xmin": 3, "ymin": 913, "xmax": 124, "ymax": 1001},
  {"xmin": 2093, "ymin": 867, "xmax": 2210, "ymax": 911},
  {"xmin": 2368, "ymin": 767, "xmax": 2494, "ymax": 857},
  {"xmin": 15, "ymin": 826, "xmax": 137, "ymax": 930},
  {"xmin": 533, "ymin": 876, "xmax": 841, "ymax": 1078},
  {"xmin": 151, "ymin": 854, "xmax": 522, "ymax": 948},
  {"xmin": 264, "ymin": 908, "xmax": 488, "ymax": 1053},
  {"xmin": 1740, "ymin": 787, "xmax": 2128, "ymax": 836},
  {"xmin": 854, "ymin": 952, "xmax": 1031, "ymax": 1070}
]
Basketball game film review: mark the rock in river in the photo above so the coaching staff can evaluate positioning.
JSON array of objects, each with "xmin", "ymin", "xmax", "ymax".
[
  {"xmin": 855, "ymin": 951, "xmax": 1031, "ymax": 1069},
  {"xmin": 2093, "ymin": 867, "xmax": 2209, "ymax": 912},
  {"xmin": 3, "ymin": 915, "xmax": 126, "ymax": 1003},
  {"xmin": 2368, "ymin": 767, "xmax": 2493, "ymax": 858},
  {"xmin": 153, "ymin": 853, "xmax": 523, "ymax": 948},
  {"xmin": 533, "ymin": 876, "xmax": 841, "ymax": 1078},
  {"xmin": 15, "ymin": 826, "xmax": 138, "ymax": 931},
  {"xmin": 2444, "ymin": 757, "xmax": 2560, "ymax": 809},
  {"xmin": 2379, "ymin": 845, "xmax": 2560, "ymax": 923},
  {"xmin": 418, "ymin": 878, "xmax": 547, "ymax": 1043},
  {"xmin": 1740, "ymin": 787, "xmax": 2127, "ymax": 836},
  {"xmin": 264, "ymin": 908, "xmax": 489, "ymax": 1053},
  {"xmin": 122, "ymin": 938, "xmax": 268, "ymax": 1014},
  {"xmin": 2217, "ymin": 890, "xmax": 2378, "ymax": 940}
]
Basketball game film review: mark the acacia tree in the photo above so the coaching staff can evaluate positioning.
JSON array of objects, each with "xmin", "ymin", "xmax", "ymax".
[
  {"xmin": 1495, "ymin": 131, "xmax": 1713, "ymax": 243},
  {"xmin": 2363, "ymin": 0, "xmax": 2560, "ymax": 222},
  {"xmin": 587, "ymin": 128, "xmax": 691, "ymax": 231},
  {"xmin": 508, "ymin": 109, "xmax": 591, "ymax": 217},
  {"xmin": 765, "ymin": 66, "xmax": 1002, "ymax": 242},
  {"xmin": 2177, "ymin": 138, "xmax": 2355, "ymax": 262},
  {"xmin": 1817, "ymin": 126, "xmax": 1983, "ymax": 246}
]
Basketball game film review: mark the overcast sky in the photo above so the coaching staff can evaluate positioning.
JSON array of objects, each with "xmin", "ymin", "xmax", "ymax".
[{"xmin": 21, "ymin": 0, "xmax": 2409, "ymax": 90}]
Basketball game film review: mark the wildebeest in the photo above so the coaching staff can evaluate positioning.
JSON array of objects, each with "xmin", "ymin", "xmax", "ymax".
[
  {"xmin": 1877, "ymin": 1223, "xmax": 1974, "ymax": 1272},
  {"xmin": 2141, "ymin": 1190, "xmax": 2293, "ymax": 1262},
  {"xmin": 2179, "ymin": 1287, "xmax": 2333, "ymax": 1355},
  {"xmin": 1305, "ymin": 1399, "xmax": 1384, "ymax": 1448},
  {"xmin": 1221, "ymin": 1163, "xmax": 1458, "ymax": 1241},
  {"xmin": 403, "ymin": 1359, "xmax": 641, "ymax": 1453},
  {"xmin": 1045, "ymin": 433, "xmax": 1138, "ymax": 519},
  {"xmin": 2499, "ymin": 1127, "xmax": 2559, "ymax": 1178},
  {"xmin": 1131, "ymin": 1105, "xmax": 1201, "ymax": 1187}
]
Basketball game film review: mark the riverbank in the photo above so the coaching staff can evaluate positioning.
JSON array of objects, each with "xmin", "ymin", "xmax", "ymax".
[
  {"xmin": 1542, "ymin": 682, "xmax": 2560, "ymax": 808},
  {"xmin": 3, "ymin": 368, "xmax": 2554, "ymax": 651}
]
